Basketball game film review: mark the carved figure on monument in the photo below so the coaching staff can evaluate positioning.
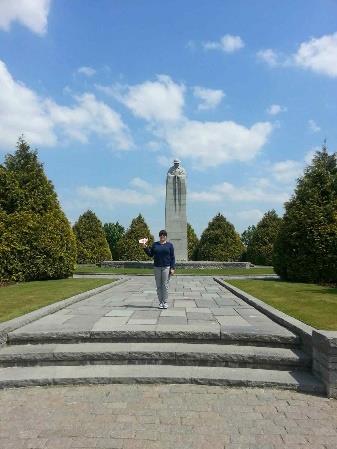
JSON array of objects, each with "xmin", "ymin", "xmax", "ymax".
[{"xmin": 165, "ymin": 159, "xmax": 188, "ymax": 261}]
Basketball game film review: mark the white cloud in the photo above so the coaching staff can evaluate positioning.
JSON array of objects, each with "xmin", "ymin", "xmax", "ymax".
[
  {"xmin": 164, "ymin": 120, "xmax": 273, "ymax": 168},
  {"xmin": 129, "ymin": 177, "xmax": 153, "ymax": 192},
  {"xmin": 193, "ymin": 86, "xmax": 224, "ymax": 110},
  {"xmin": 77, "ymin": 66, "xmax": 96, "ymax": 77},
  {"xmin": 236, "ymin": 209, "xmax": 264, "ymax": 222},
  {"xmin": 0, "ymin": 0, "xmax": 51, "ymax": 35},
  {"xmin": 46, "ymin": 93, "xmax": 132, "ymax": 150},
  {"xmin": 203, "ymin": 34, "xmax": 245, "ymax": 53},
  {"xmin": 0, "ymin": 60, "xmax": 56, "ymax": 150},
  {"xmin": 70, "ymin": 177, "xmax": 165, "ymax": 211},
  {"xmin": 75, "ymin": 186, "xmax": 157, "ymax": 209},
  {"xmin": 0, "ymin": 59, "xmax": 133, "ymax": 151},
  {"xmin": 156, "ymin": 155, "xmax": 172, "ymax": 168},
  {"xmin": 256, "ymin": 49, "xmax": 280, "ymax": 67},
  {"xmin": 100, "ymin": 75, "xmax": 185, "ymax": 123},
  {"xmin": 190, "ymin": 181, "xmax": 289, "ymax": 204},
  {"xmin": 308, "ymin": 119, "xmax": 321, "ymax": 133},
  {"xmin": 266, "ymin": 104, "xmax": 287, "ymax": 115},
  {"xmin": 258, "ymin": 32, "xmax": 337, "ymax": 78},
  {"xmin": 146, "ymin": 140, "xmax": 162, "ymax": 152},
  {"xmin": 186, "ymin": 40, "xmax": 196, "ymax": 51},
  {"xmin": 305, "ymin": 147, "xmax": 320, "ymax": 164},
  {"xmin": 294, "ymin": 32, "xmax": 337, "ymax": 78},
  {"xmin": 270, "ymin": 160, "xmax": 302, "ymax": 183}
]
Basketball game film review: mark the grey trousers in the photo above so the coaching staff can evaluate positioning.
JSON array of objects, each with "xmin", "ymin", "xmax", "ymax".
[{"xmin": 154, "ymin": 266, "xmax": 170, "ymax": 304}]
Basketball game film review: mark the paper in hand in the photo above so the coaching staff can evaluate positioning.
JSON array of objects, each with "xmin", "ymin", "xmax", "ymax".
[{"xmin": 139, "ymin": 238, "xmax": 148, "ymax": 244}]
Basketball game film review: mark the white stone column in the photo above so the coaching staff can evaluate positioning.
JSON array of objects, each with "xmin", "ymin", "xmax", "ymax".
[{"xmin": 165, "ymin": 160, "xmax": 188, "ymax": 261}]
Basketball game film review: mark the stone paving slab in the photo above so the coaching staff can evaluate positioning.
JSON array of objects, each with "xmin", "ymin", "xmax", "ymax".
[
  {"xmin": 7, "ymin": 276, "xmax": 298, "ymax": 343},
  {"xmin": 0, "ymin": 384, "xmax": 335, "ymax": 449}
]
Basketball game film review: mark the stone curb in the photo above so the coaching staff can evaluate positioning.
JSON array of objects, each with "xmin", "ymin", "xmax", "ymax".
[
  {"xmin": 214, "ymin": 278, "xmax": 315, "ymax": 355},
  {"xmin": 0, "ymin": 277, "xmax": 129, "ymax": 346}
]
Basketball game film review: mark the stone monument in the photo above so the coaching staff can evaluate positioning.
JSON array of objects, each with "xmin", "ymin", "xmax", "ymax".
[{"xmin": 165, "ymin": 159, "xmax": 188, "ymax": 261}]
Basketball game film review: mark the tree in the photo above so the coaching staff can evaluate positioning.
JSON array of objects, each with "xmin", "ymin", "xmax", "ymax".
[
  {"xmin": 241, "ymin": 225, "xmax": 256, "ymax": 247},
  {"xmin": 246, "ymin": 210, "xmax": 282, "ymax": 265},
  {"xmin": 240, "ymin": 225, "xmax": 256, "ymax": 262},
  {"xmin": 0, "ymin": 137, "xmax": 77, "ymax": 282},
  {"xmin": 103, "ymin": 222, "xmax": 125, "ymax": 260},
  {"xmin": 187, "ymin": 223, "xmax": 199, "ymax": 260},
  {"xmin": 116, "ymin": 214, "xmax": 154, "ymax": 260},
  {"xmin": 273, "ymin": 144, "xmax": 337, "ymax": 283},
  {"xmin": 73, "ymin": 210, "xmax": 111, "ymax": 264},
  {"xmin": 196, "ymin": 213, "xmax": 244, "ymax": 261}
]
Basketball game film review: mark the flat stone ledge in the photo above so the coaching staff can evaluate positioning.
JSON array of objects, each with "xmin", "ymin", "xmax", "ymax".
[
  {"xmin": 214, "ymin": 278, "xmax": 314, "ymax": 354},
  {"xmin": 0, "ymin": 364, "xmax": 325, "ymax": 393},
  {"xmin": 0, "ymin": 278, "xmax": 129, "ymax": 347},
  {"xmin": 0, "ymin": 342, "xmax": 311, "ymax": 369}
]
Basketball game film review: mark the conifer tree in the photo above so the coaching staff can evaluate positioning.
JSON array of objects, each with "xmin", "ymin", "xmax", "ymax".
[
  {"xmin": 240, "ymin": 225, "xmax": 256, "ymax": 262},
  {"xmin": 197, "ymin": 213, "xmax": 244, "ymax": 261},
  {"xmin": 73, "ymin": 210, "xmax": 111, "ymax": 263},
  {"xmin": 241, "ymin": 225, "xmax": 256, "ymax": 247},
  {"xmin": 246, "ymin": 210, "xmax": 281, "ymax": 265},
  {"xmin": 273, "ymin": 144, "xmax": 337, "ymax": 283},
  {"xmin": 0, "ymin": 137, "xmax": 77, "ymax": 281},
  {"xmin": 187, "ymin": 223, "xmax": 199, "ymax": 260},
  {"xmin": 103, "ymin": 222, "xmax": 125, "ymax": 260},
  {"xmin": 116, "ymin": 214, "xmax": 154, "ymax": 260}
]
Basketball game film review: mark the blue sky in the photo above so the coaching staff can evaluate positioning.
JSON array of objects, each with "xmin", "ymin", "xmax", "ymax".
[{"xmin": 1, "ymin": 0, "xmax": 337, "ymax": 237}]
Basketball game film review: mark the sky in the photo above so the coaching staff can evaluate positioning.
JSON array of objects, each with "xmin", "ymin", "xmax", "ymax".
[{"xmin": 0, "ymin": 0, "xmax": 337, "ymax": 237}]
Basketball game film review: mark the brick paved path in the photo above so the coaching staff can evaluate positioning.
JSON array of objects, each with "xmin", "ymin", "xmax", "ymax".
[{"xmin": 0, "ymin": 384, "xmax": 336, "ymax": 449}]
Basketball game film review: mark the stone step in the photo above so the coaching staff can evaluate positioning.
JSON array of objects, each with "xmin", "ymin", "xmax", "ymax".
[
  {"xmin": 7, "ymin": 327, "xmax": 300, "ymax": 348},
  {"xmin": 0, "ymin": 342, "xmax": 311, "ymax": 371},
  {"xmin": 0, "ymin": 364, "xmax": 324, "ymax": 394}
]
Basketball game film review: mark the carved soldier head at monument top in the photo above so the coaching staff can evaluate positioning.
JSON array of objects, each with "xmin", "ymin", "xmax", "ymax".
[{"xmin": 168, "ymin": 159, "xmax": 186, "ymax": 176}]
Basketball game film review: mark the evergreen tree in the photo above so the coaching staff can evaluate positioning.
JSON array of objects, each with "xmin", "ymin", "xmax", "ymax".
[
  {"xmin": 273, "ymin": 144, "xmax": 337, "ymax": 283},
  {"xmin": 241, "ymin": 225, "xmax": 256, "ymax": 247},
  {"xmin": 103, "ymin": 222, "xmax": 125, "ymax": 260},
  {"xmin": 197, "ymin": 213, "xmax": 244, "ymax": 261},
  {"xmin": 116, "ymin": 214, "xmax": 154, "ymax": 260},
  {"xmin": 0, "ymin": 137, "xmax": 77, "ymax": 282},
  {"xmin": 73, "ymin": 210, "xmax": 111, "ymax": 263},
  {"xmin": 240, "ymin": 225, "xmax": 256, "ymax": 262},
  {"xmin": 246, "ymin": 210, "xmax": 281, "ymax": 265},
  {"xmin": 187, "ymin": 223, "xmax": 199, "ymax": 260}
]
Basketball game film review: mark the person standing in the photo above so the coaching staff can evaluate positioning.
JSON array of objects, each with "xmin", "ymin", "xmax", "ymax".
[{"xmin": 141, "ymin": 230, "xmax": 175, "ymax": 309}]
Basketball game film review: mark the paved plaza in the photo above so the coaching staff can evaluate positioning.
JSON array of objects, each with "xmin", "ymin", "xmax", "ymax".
[
  {"xmin": 8, "ymin": 276, "xmax": 295, "ymax": 340},
  {"xmin": 0, "ymin": 383, "xmax": 336, "ymax": 449}
]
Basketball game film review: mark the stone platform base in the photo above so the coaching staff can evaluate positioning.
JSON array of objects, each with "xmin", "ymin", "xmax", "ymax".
[{"xmin": 100, "ymin": 260, "xmax": 250, "ymax": 269}]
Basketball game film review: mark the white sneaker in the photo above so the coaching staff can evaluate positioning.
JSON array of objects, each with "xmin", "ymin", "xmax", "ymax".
[
  {"xmin": 159, "ymin": 303, "xmax": 164, "ymax": 309},
  {"xmin": 163, "ymin": 303, "xmax": 168, "ymax": 309}
]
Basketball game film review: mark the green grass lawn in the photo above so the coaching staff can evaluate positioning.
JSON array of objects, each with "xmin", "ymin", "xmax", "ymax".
[
  {"xmin": 227, "ymin": 279, "xmax": 337, "ymax": 330},
  {"xmin": 75, "ymin": 264, "xmax": 275, "ymax": 276},
  {"xmin": 0, "ymin": 278, "xmax": 113, "ymax": 323}
]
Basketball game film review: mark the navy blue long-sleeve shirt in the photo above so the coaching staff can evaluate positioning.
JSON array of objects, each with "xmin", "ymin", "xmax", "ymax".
[{"xmin": 144, "ymin": 241, "xmax": 176, "ymax": 269}]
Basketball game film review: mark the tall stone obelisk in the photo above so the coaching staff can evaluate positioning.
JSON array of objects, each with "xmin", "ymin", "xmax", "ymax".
[{"xmin": 165, "ymin": 159, "xmax": 188, "ymax": 261}]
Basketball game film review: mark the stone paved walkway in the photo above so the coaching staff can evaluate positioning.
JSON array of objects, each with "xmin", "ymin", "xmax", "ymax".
[
  {"xmin": 10, "ymin": 276, "xmax": 294, "ymax": 339},
  {"xmin": 0, "ymin": 384, "xmax": 336, "ymax": 449}
]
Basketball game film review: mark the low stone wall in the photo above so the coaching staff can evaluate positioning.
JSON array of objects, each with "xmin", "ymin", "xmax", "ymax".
[
  {"xmin": 312, "ymin": 331, "xmax": 337, "ymax": 398},
  {"xmin": 216, "ymin": 278, "xmax": 337, "ymax": 398},
  {"xmin": 100, "ymin": 261, "xmax": 250, "ymax": 269}
]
